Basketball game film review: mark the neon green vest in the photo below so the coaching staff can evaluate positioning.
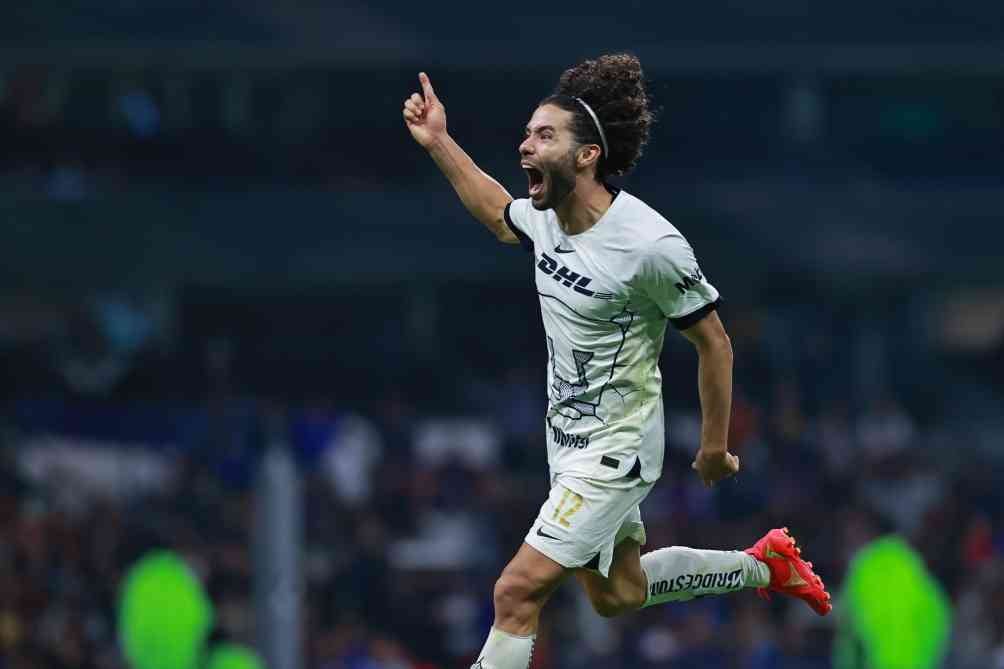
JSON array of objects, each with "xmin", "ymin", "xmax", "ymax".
[
  {"xmin": 118, "ymin": 551, "xmax": 214, "ymax": 669},
  {"xmin": 833, "ymin": 535, "xmax": 951, "ymax": 669}
]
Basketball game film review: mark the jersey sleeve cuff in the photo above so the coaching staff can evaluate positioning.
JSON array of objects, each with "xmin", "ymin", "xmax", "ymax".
[
  {"xmin": 669, "ymin": 298, "xmax": 721, "ymax": 330},
  {"xmin": 504, "ymin": 201, "xmax": 533, "ymax": 254}
]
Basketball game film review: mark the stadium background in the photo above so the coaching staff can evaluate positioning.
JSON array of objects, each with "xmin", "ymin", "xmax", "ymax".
[{"xmin": 2, "ymin": 2, "xmax": 1004, "ymax": 667}]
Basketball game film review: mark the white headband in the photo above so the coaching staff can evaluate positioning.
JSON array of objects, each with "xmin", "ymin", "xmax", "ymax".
[{"xmin": 573, "ymin": 97, "xmax": 609, "ymax": 158}]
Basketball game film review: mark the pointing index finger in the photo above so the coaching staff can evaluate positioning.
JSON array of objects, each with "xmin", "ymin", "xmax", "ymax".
[{"xmin": 419, "ymin": 72, "xmax": 437, "ymax": 101}]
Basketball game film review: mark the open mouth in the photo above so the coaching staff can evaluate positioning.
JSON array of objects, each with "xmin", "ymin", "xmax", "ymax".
[{"xmin": 524, "ymin": 166, "xmax": 545, "ymax": 197}]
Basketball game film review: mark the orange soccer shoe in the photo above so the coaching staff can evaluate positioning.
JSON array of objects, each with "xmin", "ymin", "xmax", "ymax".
[{"xmin": 745, "ymin": 527, "xmax": 832, "ymax": 616}]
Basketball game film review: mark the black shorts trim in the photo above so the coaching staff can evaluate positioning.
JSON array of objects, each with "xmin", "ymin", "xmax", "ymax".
[{"xmin": 670, "ymin": 298, "xmax": 721, "ymax": 330}]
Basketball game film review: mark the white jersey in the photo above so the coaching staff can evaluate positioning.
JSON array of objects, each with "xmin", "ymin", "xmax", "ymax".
[{"xmin": 504, "ymin": 188, "xmax": 720, "ymax": 483}]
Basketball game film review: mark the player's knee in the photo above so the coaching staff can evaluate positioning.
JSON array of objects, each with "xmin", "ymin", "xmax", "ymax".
[
  {"xmin": 623, "ymin": 583, "xmax": 647, "ymax": 611},
  {"xmin": 590, "ymin": 586, "xmax": 646, "ymax": 618},
  {"xmin": 593, "ymin": 591, "xmax": 634, "ymax": 618},
  {"xmin": 591, "ymin": 593, "xmax": 621, "ymax": 618},
  {"xmin": 493, "ymin": 571, "xmax": 538, "ymax": 620}
]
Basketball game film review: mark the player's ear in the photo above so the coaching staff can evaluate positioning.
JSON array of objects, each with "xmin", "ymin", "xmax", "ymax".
[{"xmin": 577, "ymin": 144, "xmax": 601, "ymax": 170}]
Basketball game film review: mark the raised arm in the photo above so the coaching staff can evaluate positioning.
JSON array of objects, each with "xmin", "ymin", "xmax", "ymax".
[
  {"xmin": 679, "ymin": 310, "xmax": 739, "ymax": 487},
  {"xmin": 403, "ymin": 72, "xmax": 517, "ymax": 244}
]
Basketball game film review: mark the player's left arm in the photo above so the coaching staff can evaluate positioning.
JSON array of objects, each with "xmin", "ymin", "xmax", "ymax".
[
  {"xmin": 679, "ymin": 311, "xmax": 739, "ymax": 486},
  {"xmin": 640, "ymin": 232, "xmax": 738, "ymax": 486}
]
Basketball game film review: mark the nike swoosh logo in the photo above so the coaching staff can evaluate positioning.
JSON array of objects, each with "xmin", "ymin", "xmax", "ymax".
[
  {"xmin": 784, "ymin": 569, "xmax": 809, "ymax": 588},
  {"xmin": 554, "ymin": 244, "xmax": 574, "ymax": 254},
  {"xmin": 536, "ymin": 527, "xmax": 559, "ymax": 540},
  {"xmin": 766, "ymin": 548, "xmax": 809, "ymax": 587}
]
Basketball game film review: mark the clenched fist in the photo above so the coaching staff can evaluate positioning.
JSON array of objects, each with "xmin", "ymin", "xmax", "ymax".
[{"xmin": 691, "ymin": 448, "xmax": 740, "ymax": 487}]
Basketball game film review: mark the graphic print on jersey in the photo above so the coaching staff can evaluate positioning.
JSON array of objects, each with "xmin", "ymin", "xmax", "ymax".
[
  {"xmin": 547, "ymin": 336, "xmax": 595, "ymax": 418},
  {"xmin": 540, "ymin": 294, "xmax": 637, "ymax": 424}
]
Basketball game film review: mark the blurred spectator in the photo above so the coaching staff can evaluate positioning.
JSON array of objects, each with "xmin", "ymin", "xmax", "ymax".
[{"xmin": 856, "ymin": 396, "xmax": 916, "ymax": 463}]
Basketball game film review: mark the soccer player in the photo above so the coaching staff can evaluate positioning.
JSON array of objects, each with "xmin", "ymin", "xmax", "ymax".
[{"xmin": 403, "ymin": 54, "xmax": 831, "ymax": 669}]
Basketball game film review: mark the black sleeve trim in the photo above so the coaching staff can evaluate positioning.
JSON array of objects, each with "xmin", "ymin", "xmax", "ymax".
[
  {"xmin": 504, "ymin": 201, "xmax": 533, "ymax": 254},
  {"xmin": 669, "ymin": 298, "xmax": 721, "ymax": 330}
]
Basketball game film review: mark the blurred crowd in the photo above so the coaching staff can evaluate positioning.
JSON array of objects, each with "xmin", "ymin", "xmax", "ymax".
[
  {"xmin": 4, "ymin": 61, "xmax": 1004, "ymax": 205},
  {"xmin": 2, "ymin": 299, "xmax": 1003, "ymax": 669}
]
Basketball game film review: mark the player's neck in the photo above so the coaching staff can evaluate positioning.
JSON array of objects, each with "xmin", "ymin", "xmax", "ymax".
[{"xmin": 554, "ymin": 178, "xmax": 614, "ymax": 236}]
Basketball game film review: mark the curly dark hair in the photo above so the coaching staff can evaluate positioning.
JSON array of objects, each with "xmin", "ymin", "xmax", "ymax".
[{"xmin": 541, "ymin": 53, "xmax": 655, "ymax": 180}]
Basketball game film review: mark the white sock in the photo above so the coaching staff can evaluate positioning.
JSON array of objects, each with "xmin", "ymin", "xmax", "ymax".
[
  {"xmin": 471, "ymin": 626, "xmax": 535, "ymax": 669},
  {"xmin": 640, "ymin": 546, "xmax": 770, "ymax": 607}
]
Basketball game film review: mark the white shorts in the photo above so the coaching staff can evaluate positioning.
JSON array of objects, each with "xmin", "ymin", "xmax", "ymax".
[{"xmin": 523, "ymin": 473, "xmax": 652, "ymax": 577}]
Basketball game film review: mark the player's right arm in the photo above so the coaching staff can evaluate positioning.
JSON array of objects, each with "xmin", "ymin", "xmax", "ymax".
[{"xmin": 403, "ymin": 72, "xmax": 518, "ymax": 244}]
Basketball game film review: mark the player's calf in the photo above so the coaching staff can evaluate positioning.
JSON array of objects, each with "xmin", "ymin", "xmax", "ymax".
[{"xmin": 640, "ymin": 545, "xmax": 770, "ymax": 607}]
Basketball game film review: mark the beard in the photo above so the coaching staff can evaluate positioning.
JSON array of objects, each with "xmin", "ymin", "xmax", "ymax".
[{"xmin": 531, "ymin": 149, "xmax": 578, "ymax": 211}]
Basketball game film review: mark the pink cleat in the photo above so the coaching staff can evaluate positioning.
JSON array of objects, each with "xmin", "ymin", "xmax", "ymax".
[{"xmin": 745, "ymin": 527, "xmax": 832, "ymax": 616}]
